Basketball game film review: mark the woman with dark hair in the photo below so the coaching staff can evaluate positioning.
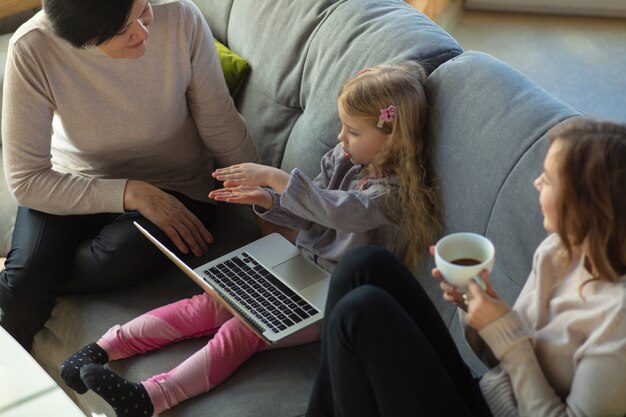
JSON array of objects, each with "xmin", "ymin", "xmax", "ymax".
[
  {"xmin": 0, "ymin": 0, "xmax": 258, "ymax": 350},
  {"xmin": 306, "ymin": 118, "xmax": 626, "ymax": 416}
]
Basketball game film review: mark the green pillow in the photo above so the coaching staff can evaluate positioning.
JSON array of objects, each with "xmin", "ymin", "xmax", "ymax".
[{"xmin": 214, "ymin": 39, "xmax": 249, "ymax": 98}]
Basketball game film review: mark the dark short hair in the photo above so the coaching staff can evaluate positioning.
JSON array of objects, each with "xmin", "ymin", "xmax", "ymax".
[{"xmin": 43, "ymin": 0, "xmax": 135, "ymax": 48}]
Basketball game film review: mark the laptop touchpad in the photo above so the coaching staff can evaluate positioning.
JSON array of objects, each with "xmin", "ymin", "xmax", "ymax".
[{"xmin": 272, "ymin": 256, "xmax": 328, "ymax": 291}]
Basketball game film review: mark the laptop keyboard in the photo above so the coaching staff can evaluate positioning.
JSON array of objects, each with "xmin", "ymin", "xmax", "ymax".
[{"xmin": 203, "ymin": 252, "xmax": 319, "ymax": 334}]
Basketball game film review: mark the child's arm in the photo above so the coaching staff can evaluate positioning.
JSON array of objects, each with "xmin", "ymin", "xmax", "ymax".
[
  {"xmin": 209, "ymin": 185, "xmax": 312, "ymax": 231},
  {"xmin": 278, "ymin": 169, "xmax": 394, "ymax": 232},
  {"xmin": 212, "ymin": 163, "xmax": 290, "ymax": 193},
  {"xmin": 211, "ymin": 162, "xmax": 313, "ymax": 230},
  {"xmin": 212, "ymin": 146, "xmax": 392, "ymax": 232},
  {"xmin": 208, "ymin": 186, "xmax": 273, "ymax": 209}
]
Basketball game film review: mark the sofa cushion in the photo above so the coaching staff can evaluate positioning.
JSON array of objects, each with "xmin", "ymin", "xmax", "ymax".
[
  {"xmin": 422, "ymin": 50, "xmax": 581, "ymax": 374},
  {"xmin": 189, "ymin": 0, "xmax": 233, "ymax": 44},
  {"xmin": 214, "ymin": 39, "xmax": 249, "ymax": 98},
  {"xmin": 195, "ymin": 0, "xmax": 462, "ymax": 176}
]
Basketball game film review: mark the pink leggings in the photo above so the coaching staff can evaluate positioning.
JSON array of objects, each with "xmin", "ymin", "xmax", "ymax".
[{"xmin": 97, "ymin": 292, "xmax": 319, "ymax": 414}]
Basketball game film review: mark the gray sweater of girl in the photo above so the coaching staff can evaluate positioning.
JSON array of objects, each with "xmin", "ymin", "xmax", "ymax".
[{"xmin": 255, "ymin": 144, "xmax": 404, "ymax": 272}]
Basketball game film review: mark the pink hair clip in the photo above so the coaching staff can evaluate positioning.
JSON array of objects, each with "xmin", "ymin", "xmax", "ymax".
[{"xmin": 377, "ymin": 105, "xmax": 396, "ymax": 128}]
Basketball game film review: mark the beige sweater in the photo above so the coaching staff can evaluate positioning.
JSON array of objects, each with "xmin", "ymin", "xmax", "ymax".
[
  {"xmin": 465, "ymin": 233, "xmax": 626, "ymax": 417},
  {"xmin": 2, "ymin": 0, "xmax": 258, "ymax": 215}
]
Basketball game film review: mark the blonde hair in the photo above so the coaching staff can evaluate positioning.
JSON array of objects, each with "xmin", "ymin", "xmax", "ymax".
[
  {"xmin": 548, "ymin": 118, "xmax": 626, "ymax": 287},
  {"xmin": 338, "ymin": 61, "xmax": 440, "ymax": 270}
]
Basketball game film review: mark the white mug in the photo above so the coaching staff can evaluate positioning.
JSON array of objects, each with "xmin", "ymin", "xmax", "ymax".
[{"xmin": 434, "ymin": 232, "xmax": 495, "ymax": 292}]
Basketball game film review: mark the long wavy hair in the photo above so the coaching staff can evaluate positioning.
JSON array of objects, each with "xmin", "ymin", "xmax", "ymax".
[
  {"xmin": 338, "ymin": 61, "xmax": 441, "ymax": 270},
  {"xmin": 548, "ymin": 118, "xmax": 626, "ymax": 287}
]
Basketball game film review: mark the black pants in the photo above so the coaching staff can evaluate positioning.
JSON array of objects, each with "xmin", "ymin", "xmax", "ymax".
[
  {"xmin": 0, "ymin": 191, "xmax": 215, "ymax": 350},
  {"xmin": 306, "ymin": 246, "xmax": 493, "ymax": 417}
]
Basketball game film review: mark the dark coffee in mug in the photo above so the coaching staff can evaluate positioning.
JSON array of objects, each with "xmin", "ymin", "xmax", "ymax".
[{"xmin": 451, "ymin": 258, "xmax": 481, "ymax": 266}]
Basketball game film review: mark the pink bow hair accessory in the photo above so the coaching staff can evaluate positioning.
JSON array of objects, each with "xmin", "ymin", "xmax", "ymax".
[{"xmin": 377, "ymin": 105, "xmax": 397, "ymax": 128}]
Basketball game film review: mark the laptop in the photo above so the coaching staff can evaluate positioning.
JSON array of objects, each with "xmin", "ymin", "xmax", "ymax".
[{"xmin": 133, "ymin": 222, "xmax": 331, "ymax": 343}]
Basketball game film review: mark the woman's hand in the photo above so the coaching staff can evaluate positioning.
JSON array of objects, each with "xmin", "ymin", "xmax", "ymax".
[
  {"xmin": 464, "ymin": 271, "xmax": 511, "ymax": 331},
  {"xmin": 209, "ymin": 186, "xmax": 273, "ymax": 210},
  {"xmin": 123, "ymin": 180, "xmax": 213, "ymax": 256},
  {"xmin": 212, "ymin": 163, "xmax": 290, "ymax": 193},
  {"xmin": 429, "ymin": 245, "xmax": 511, "ymax": 327}
]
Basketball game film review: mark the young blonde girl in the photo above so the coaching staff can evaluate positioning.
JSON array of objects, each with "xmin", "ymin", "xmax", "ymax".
[
  {"xmin": 211, "ymin": 61, "xmax": 439, "ymax": 270},
  {"xmin": 305, "ymin": 117, "xmax": 626, "ymax": 416},
  {"xmin": 60, "ymin": 61, "xmax": 440, "ymax": 417}
]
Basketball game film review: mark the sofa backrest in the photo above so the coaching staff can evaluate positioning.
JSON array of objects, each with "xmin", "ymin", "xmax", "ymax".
[
  {"xmin": 422, "ymin": 50, "xmax": 581, "ymax": 373},
  {"xmin": 193, "ymin": 0, "xmax": 462, "ymax": 177}
]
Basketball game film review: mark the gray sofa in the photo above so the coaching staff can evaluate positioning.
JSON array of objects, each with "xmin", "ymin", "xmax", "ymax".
[{"xmin": 0, "ymin": 0, "xmax": 581, "ymax": 416}]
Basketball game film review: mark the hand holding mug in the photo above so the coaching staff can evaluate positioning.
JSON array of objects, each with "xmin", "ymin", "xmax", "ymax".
[
  {"xmin": 431, "ymin": 233, "xmax": 511, "ymax": 329},
  {"xmin": 464, "ymin": 270, "xmax": 511, "ymax": 330}
]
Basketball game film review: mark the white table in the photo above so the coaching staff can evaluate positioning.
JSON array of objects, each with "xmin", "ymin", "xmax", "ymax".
[{"xmin": 0, "ymin": 326, "xmax": 86, "ymax": 417}]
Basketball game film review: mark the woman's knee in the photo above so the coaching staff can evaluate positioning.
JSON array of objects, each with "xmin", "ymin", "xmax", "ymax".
[
  {"xmin": 343, "ymin": 245, "xmax": 394, "ymax": 269},
  {"xmin": 327, "ymin": 285, "xmax": 394, "ymax": 341},
  {"xmin": 2, "ymin": 209, "xmax": 79, "ymax": 292},
  {"xmin": 333, "ymin": 245, "xmax": 391, "ymax": 279},
  {"xmin": 70, "ymin": 219, "xmax": 168, "ymax": 288},
  {"xmin": 331, "ymin": 246, "xmax": 401, "ymax": 292}
]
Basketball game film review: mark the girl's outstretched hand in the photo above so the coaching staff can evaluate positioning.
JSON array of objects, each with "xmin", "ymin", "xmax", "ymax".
[
  {"xmin": 212, "ymin": 163, "xmax": 290, "ymax": 192},
  {"xmin": 464, "ymin": 270, "xmax": 511, "ymax": 331},
  {"xmin": 209, "ymin": 186, "xmax": 273, "ymax": 209}
]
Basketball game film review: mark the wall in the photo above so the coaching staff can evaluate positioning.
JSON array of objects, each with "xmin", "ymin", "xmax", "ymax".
[
  {"xmin": 0, "ymin": 0, "xmax": 40, "ymax": 33},
  {"xmin": 406, "ymin": 0, "xmax": 451, "ymax": 19},
  {"xmin": 0, "ymin": 0, "xmax": 41, "ymax": 19}
]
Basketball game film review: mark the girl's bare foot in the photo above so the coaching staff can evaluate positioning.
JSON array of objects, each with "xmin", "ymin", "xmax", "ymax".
[{"xmin": 0, "ymin": 257, "xmax": 5, "ymax": 271}]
